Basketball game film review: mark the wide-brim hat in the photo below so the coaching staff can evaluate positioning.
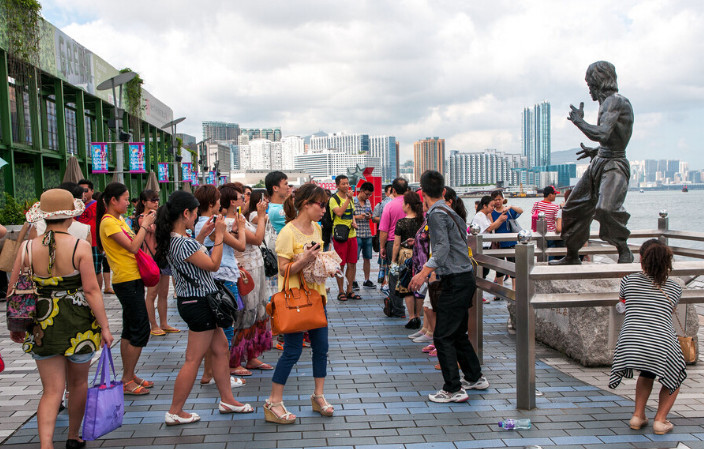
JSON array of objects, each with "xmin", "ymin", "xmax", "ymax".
[{"xmin": 26, "ymin": 189, "xmax": 85, "ymax": 223}]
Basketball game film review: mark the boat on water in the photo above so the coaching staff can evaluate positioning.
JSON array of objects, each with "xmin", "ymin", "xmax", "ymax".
[
  {"xmin": 639, "ymin": 189, "xmax": 644, "ymax": 193},
  {"xmin": 683, "ymin": 185, "xmax": 689, "ymax": 192}
]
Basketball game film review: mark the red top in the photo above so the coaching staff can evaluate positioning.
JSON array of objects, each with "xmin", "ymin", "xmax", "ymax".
[
  {"xmin": 531, "ymin": 200, "xmax": 560, "ymax": 232},
  {"xmin": 76, "ymin": 200, "xmax": 97, "ymax": 247}
]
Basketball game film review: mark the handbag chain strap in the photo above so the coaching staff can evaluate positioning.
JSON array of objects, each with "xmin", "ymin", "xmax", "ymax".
[{"xmin": 656, "ymin": 282, "xmax": 686, "ymax": 335}]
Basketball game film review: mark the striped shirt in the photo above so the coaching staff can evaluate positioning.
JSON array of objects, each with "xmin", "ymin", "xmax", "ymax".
[
  {"xmin": 609, "ymin": 273, "xmax": 687, "ymax": 393},
  {"xmin": 531, "ymin": 200, "xmax": 560, "ymax": 232},
  {"xmin": 167, "ymin": 233, "xmax": 217, "ymax": 298}
]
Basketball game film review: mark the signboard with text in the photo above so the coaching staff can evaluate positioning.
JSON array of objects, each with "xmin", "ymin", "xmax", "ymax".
[
  {"xmin": 191, "ymin": 171, "xmax": 199, "ymax": 186},
  {"xmin": 128, "ymin": 142, "xmax": 146, "ymax": 173},
  {"xmin": 206, "ymin": 171, "xmax": 215, "ymax": 185},
  {"xmin": 157, "ymin": 163, "xmax": 169, "ymax": 183},
  {"xmin": 219, "ymin": 175, "xmax": 228, "ymax": 186},
  {"xmin": 181, "ymin": 162, "xmax": 192, "ymax": 183},
  {"xmin": 90, "ymin": 142, "xmax": 109, "ymax": 173}
]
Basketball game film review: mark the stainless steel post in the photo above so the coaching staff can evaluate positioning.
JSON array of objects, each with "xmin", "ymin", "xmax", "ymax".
[
  {"xmin": 468, "ymin": 232, "xmax": 483, "ymax": 363},
  {"xmin": 658, "ymin": 210, "xmax": 669, "ymax": 246},
  {"xmin": 514, "ymin": 241, "xmax": 536, "ymax": 410}
]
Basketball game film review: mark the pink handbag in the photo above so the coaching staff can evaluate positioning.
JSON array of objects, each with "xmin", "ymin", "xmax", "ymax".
[{"xmin": 121, "ymin": 229, "xmax": 160, "ymax": 287}]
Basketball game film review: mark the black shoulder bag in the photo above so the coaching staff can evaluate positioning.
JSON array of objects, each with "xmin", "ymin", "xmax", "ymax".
[
  {"xmin": 172, "ymin": 263, "xmax": 238, "ymax": 328},
  {"xmin": 331, "ymin": 194, "xmax": 351, "ymax": 243}
]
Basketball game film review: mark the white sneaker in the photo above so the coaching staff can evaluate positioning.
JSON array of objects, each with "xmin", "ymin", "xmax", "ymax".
[
  {"xmin": 461, "ymin": 376, "xmax": 490, "ymax": 390},
  {"xmin": 428, "ymin": 389, "xmax": 469, "ymax": 403},
  {"xmin": 413, "ymin": 334, "xmax": 433, "ymax": 343},
  {"xmin": 408, "ymin": 330, "xmax": 425, "ymax": 339}
]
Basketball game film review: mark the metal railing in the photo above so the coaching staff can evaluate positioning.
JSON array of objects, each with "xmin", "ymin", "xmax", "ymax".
[{"xmin": 467, "ymin": 212, "xmax": 704, "ymax": 410}]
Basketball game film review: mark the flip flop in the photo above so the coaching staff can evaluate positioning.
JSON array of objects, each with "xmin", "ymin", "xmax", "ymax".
[
  {"xmin": 162, "ymin": 327, "xmax": 180, "ymax": 333},
  {"xmin": 231, "ymin": 367, "xmax": 253, "ymax": 376},
  {"xmin": 246, "ymin": 362, "xmax": 274, "ymax": 370},
  {"xmin": 104, "ymin": 289, "xmax": 115, "ymax": 295},
  {"xmin": 150, "ymin": 329, "xmax": 166, "ymax": 336},
  {"xmin": 123, "ymin": 380, "xmax": 150, "ymax": 395}
]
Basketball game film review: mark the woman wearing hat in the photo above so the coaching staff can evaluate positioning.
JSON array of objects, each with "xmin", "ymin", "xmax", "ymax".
[{"xmin": 8, "ymin": 189, "xmax": 114, "ymax": 449}]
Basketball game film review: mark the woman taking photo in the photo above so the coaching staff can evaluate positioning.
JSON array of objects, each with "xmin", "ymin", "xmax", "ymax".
[
  {"xmin": 471, "ymin": 196, "xmax": 509, "ymax": 301},
  {"xmin": 223, "ymin": 184, "xmax": 273, "ymax": 376},
  {"xmin": 391, "ymin": 191, "xmax": 425, "ymax": 330},
  {"xmin": 264, "ymin": 183, "xmax": 333, "ymax": 424},
  {"xmin": 9, "ymin": 189, "xmax": 113, "ymax": 449},
  {"xmin": 135, "ymin": 189, "xmax": 178, "ymax": 336},
  {"xmin": 155, "ymin": 191, "xmax": 253, "ymax": 425},
  {"xmin": 97, "ymin": 182, "xmax": 155, "ymax": 395},
  {"xmin": 489, "ymin": 190, "xmax": 522, "ymax": 292},
  {"xmin": 610, "ymin": 239, "xmax": 687, "ymax": 435}
]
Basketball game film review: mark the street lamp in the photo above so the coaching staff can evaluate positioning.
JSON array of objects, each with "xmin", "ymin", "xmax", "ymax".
[
  {"xmin": 161, "ymin": 117, "xmax": 186, "ymax": 191},
  {"xmin": 196, "ymin": 137, "xmax": 212, "ymax": 184},
  {"xmin": 97, "ymin": 71, "xmax": 137, "ymax": 183}
]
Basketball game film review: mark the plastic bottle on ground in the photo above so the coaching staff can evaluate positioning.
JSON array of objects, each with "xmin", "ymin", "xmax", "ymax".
[{"xmin": 498, "ymin": 418, "xmax": 531, "ymax": 430}]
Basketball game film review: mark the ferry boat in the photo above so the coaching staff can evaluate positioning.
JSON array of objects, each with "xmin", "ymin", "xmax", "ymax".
[{"xmin": 682, "ymin": 185, "xmax": 689, "ymax": 192}]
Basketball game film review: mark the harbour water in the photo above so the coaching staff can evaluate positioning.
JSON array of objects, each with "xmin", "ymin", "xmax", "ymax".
[{"xmin": 461, "ymin": 189, "xmax": 702, "ymax": 249}]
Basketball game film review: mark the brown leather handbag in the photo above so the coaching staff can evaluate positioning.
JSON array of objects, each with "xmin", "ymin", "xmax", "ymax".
[{"xmin": 266, "ymin": 265, "xmax": 327, "ymax": 335}]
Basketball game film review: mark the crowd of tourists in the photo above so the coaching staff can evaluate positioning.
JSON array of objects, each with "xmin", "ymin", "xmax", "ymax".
[{"xmin": 1, "ymin": 169, "xmax": 690, "ymax": 447}]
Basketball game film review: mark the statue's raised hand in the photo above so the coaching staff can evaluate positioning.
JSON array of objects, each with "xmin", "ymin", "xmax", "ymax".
[
  {"xmin": 568, "ymin": 102, "xmax": 584, "ymax": 123},
  {"xmin": 576, "ymin": 142, "xmax": 598, "ymax": 160}
]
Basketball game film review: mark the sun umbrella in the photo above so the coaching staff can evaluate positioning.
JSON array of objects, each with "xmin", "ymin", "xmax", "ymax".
[
  {"xmin": 181, "ymin": 182, "xmax": 192, "ymax": 193},
  {"xmin": 63, "ymin": 156, "xmax": 85, "ymax": 183},
  {"xmin": 144, "ymin": 171, "xmax": 160, "ymax": 193}
]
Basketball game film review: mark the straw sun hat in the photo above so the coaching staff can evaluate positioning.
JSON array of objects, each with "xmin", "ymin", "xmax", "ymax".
[{"xmin": 26, "ymin": 189, "xmax": 85, "ymax": 223}]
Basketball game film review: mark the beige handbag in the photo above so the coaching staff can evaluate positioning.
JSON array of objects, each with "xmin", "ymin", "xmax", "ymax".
[
  {"xmin": 659, "ymin": 285, "xmax": 697, "ymax": 363},
  {"xmin": 0, "ymin": 223, "xmax": 30, "ymax": 272}
]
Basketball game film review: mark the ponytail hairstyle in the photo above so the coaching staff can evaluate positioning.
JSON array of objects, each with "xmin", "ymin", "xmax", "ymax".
[
  {"xmin": 96, "ymin": 182, "xmax": 128, "ymax": 251},
  {"xmin": 154, "ymin": 191, "xmax": 200, "ymax": 269},
  {"xmin": 639, "ymin": 238, "xmax": 673, "ymax": 287},
  {"xmin": 476, "ymin": 195, "xmax": 492, "ymax": 213},
  {"xmin": 194, "ymin": 185, "xmax": 220, "ymax": 215},
  {"xmin": 283, "ymin": 183, "xmax": 327, "ymax": 223},
  {"xmin": 444, "ymin": 186, "xmax": 467, "ymax": 222}
]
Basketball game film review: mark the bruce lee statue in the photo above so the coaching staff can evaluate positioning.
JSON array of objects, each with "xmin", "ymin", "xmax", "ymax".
[{"xmin": 550, "ymin": 61, "xmax": 634, "ymax": 265}]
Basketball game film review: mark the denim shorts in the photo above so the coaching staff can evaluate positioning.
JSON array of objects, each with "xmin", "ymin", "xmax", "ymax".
[
  {"xmin": 32, "ymin": 352, "xmax": 94, "ymax": 364},
  {"xmin": 357, "ymin": 237, "xmax": 373, "ymax": 260}
]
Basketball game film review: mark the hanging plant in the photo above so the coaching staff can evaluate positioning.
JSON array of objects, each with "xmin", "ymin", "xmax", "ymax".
[
  {"xmin": 120, "ymin": 67, "xmax": 143, "ymax": 139},
  {"xmin": 1, "ymin": 0, "xmax": 42, "ymax": 84}
]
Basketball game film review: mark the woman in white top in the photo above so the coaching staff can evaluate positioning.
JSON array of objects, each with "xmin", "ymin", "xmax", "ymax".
[{"xmin": 470, "ymin": 196, "xmax": 507, "ymax": 289}]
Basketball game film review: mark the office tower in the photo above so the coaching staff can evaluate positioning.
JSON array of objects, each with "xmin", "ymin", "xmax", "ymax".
[
  {"xmin": 281, "ymin": 136, "xmax": 305, "ymax": 170},
  {"xmin": 294, "ymin": 151, "xmax": 381, "ymax": 179},
  {"xmin": 241, "ymin": 127, "xmax": 282, "ymax": 142},
  {"xmin": 309, "ymin": 133, "xmax": 370, "ymax": 154},
  {"xmin": 202, "ymin": 121, "xmax": 240, "ymax": 142},
  {"xmin": 204, "ymin": 142, "xmax": 232, "ymax": 174},
  {"xmin": 522, "ymin": 101, "xmax": 551, "ymax": 167},
  {"xmin": 413, "ymin": 137, "xmax": 445, "ymax": 181},
  {"xmin": 369, "ymin": 135, "xmax": 398, "ymax": 182},
  {"xmin": 399, "ymin": 160, "xmax": 414, "ymax": 183}
]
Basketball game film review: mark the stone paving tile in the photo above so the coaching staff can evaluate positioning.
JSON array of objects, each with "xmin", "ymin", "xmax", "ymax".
[{"xmin": 2, "ymin": 270, "xmax": 704, "ymax": 449}]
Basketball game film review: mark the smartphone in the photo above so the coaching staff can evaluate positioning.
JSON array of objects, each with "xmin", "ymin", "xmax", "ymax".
[
  {"xmin": 209, "ymin": 215, "xmax": 217, "ymax": 223},
  {"xmin": 237, "ymin": 206, "xmax": 242, "ymax": 215},
  {"xmin": 310, "ymin": 241, "xmax": 320, "ymax": 250}
]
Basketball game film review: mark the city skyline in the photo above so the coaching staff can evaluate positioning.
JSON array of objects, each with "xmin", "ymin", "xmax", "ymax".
[{"xmin": 41, "ymin": 1, "xmax": 704, "ymax": 167}]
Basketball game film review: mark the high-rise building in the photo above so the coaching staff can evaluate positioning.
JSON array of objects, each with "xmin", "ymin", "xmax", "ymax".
[
  {"xmin": 204, "ymin": 142, "xmax": 232, "ymax": 174},
  {"xmin": 399, "ymin": 160, "xmax": 414, "ymax": 183},
  {"xmin": 309, "ymin": 133, "xmax": 370, "ymax": 154},
  {"xmin": 281, "ymin": 136, "xmax": 305, "ymax": 170},
  {"xmin": 447, "ymin": 149, "xmax": 526, "ymax": 187},
  {"xmin": 413, "ymin": 137, "xmax": 445, "ymax": 181},
  {"xmin": 241, "ymin": 127, "xmax": 282, "ymax": 142},
  {"xmin": 202, "ymin": 121, "xmax": 240, "ymax": 142},
  {"xmin": 522, "ymin": 101, "xmax": 551, "ymax": 167},
  {"xmin": 295, "ymin": 152, "xmax": 381, "ymax": 180},
  {"xmin": 369, "ymin": 135, "xmax": 398, "ymax": 182}
]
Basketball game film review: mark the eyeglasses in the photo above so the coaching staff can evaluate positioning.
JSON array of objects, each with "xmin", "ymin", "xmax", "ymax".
[
  {"xmin": 244, "ymin": 192, "xmax": 251, "ymax": 196},
  {"xmin": 312, "ymin": 201, "xmax": 327, "ymax": 209},
  {"xmin": 149, "ymin": 198, "xmax": 159, "ymax": 202}
]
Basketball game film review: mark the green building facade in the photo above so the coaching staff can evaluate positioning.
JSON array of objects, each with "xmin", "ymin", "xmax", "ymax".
[{"xmin": 0, "ymin": 17, "xmax": 179, "ymax": 203}]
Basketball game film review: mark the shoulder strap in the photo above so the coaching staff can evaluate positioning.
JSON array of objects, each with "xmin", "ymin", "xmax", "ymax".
[
  {"xmin": 72, "ymin": 239, "xmax": 80, "ymax": 270},
  {"xmin": 171, "ymin": 241, "xmax": 201, "ymax": 288},
  {"xmin": 436, "ymin": 205, "xmax": 468, "ymax": 244},
  {"xmin": 657, "ymin": 284, "xmax": 686, "ymax": 333}
]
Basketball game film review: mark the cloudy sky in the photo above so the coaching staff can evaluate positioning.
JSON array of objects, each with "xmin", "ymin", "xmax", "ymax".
[{"xmin": 42, "ymin": 0, "xmax": 704, "ymax": 167}]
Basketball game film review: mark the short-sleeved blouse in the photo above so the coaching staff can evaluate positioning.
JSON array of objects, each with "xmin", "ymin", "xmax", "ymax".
[
  {"xmin": 395, "ymin": 217, "xmax": 424, "ymax": 244},
  {"xmin": 167, "ymin": 234, "xmax": 218, "ymax": 298},
  {"xmin": 275, "ymin": 222, "xmax": 326, "ymax": 298}
]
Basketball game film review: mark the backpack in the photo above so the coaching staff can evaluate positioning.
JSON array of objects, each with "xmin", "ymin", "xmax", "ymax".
[{"xmin": 321, "ymin": 195, "xmax": 335, "ymax": 244}]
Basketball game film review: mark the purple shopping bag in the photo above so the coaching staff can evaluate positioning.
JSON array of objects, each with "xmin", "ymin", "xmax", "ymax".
[{"xmin": 82, "ymin": 347, "xmax": 124, "ymax": 441}]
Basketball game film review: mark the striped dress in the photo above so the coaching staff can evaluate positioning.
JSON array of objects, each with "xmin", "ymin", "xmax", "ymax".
[{"xmin": 609, "ymin": 272, "xmax": 687, "ymax": 393}]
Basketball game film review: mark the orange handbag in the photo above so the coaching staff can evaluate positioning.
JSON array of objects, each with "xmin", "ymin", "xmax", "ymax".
[{"xmin": 266, "ymin": 265, "xmax": 327, "ymax": 335}]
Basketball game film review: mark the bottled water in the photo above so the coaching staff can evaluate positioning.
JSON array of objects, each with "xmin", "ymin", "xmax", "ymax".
[
  {"xmin": 377, "ymin": 264, "xmax": 386, "ymax": 283},
  {"xmin": 498, "ymin": 418, "xmax": 531, "ymax": 430}
]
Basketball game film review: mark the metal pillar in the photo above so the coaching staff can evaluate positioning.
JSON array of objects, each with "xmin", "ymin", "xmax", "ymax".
[
  {"xmin": 468, "ymin": 233, "xmax": 483, "ymax": 363},
  {"xmin": 514, "ymin": 241, "xmax": 536, "ymax": 410},
  {"xmin": 658, "ymin": 211, "xmax": 669, "ymax": 246},
  {"xmin": 536, "ymin": 215, "xmax": 547, "ymax": 262}
]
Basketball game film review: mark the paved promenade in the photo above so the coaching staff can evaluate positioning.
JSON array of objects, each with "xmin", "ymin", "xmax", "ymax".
[{"xmin": 1, "ymin": 273, "xmax": 704, "ymax": 449}]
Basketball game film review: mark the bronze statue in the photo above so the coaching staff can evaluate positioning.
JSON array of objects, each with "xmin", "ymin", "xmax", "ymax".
[{"xmin": 550, "ymin": 61, "xmax": 634, "ymax": 265}]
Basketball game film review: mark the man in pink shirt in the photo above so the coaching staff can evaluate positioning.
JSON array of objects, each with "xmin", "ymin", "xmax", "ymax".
[{"xmin": 379, "ymin": 177, "xmax": 409, "ymax": 317}]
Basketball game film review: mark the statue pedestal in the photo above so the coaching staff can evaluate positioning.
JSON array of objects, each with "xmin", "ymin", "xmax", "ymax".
[{"xmin": 507, "ymin": 277, "xmax": 700, "ymax": 367}]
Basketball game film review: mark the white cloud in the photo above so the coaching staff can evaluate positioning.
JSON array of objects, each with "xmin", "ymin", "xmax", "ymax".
[{"xmin": 42, "ymin": 0, "xmax": 704, "ymax": 167}]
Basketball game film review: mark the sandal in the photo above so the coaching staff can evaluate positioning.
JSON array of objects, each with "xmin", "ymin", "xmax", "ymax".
[
  {"xmin": 231, "ymin": 366, "xmax": 253, "ymax": 376},
  {"xmin": 311, "ymin": 394, "xmax": 334, "ymax": 417},
  {"xmin": 347, "ymin": 292, "xmax": 362, "ymax": 300},
  {"xmin": 150, "ymin": 329, "xmax": 166, "ymax": 336},
  {"xmin": 336, "ymin": 292, "xmax": 347, "ymax": 301},
  {"xmin": 133, "ymin": 377, "xmax": 154, "ymax": 388},
  {"xmin": 263, "ymin": 399, "xmax": 296, "ymax": 424},
  {"xmin": 275, "ymin": 341, "xmax": 284, "ymax": 350},
  {"xmin": 103, "ymin": 289, "xmax": 115, "ymax": 295},
  {"xmin": 246, "ymin": 361, "xmax": 274, "ymax": 370},
  {"xmin": 123, "ymin": 380, "xmax": 150, "ymax": 395},
  {"xmin": 162, "ymin": 326, "xmax": 180, "ymax": 333}
]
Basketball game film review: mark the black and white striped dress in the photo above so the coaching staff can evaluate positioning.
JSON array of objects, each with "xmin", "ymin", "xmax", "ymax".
[{"xmin": 609, "ymin": 272, "xmax": 686, "ymax": 393}]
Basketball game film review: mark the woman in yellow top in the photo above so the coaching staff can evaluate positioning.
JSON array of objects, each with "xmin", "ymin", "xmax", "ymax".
[
  {"xmin": 264, "ymin": 183, "xmax": 333, "ymax": 424},
  {"xmin": 97, "ymin": 182, "xmax": 156, "ymax": 395}
]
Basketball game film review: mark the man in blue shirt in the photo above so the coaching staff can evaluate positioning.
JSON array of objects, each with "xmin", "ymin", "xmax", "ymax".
[
  {"xmin": 410, "ymin": 170, "xmax": 489, "ymax": 404},
  {"xmin": 265, "ymin": 171, "xmax": 290, "ymax": 234}
]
